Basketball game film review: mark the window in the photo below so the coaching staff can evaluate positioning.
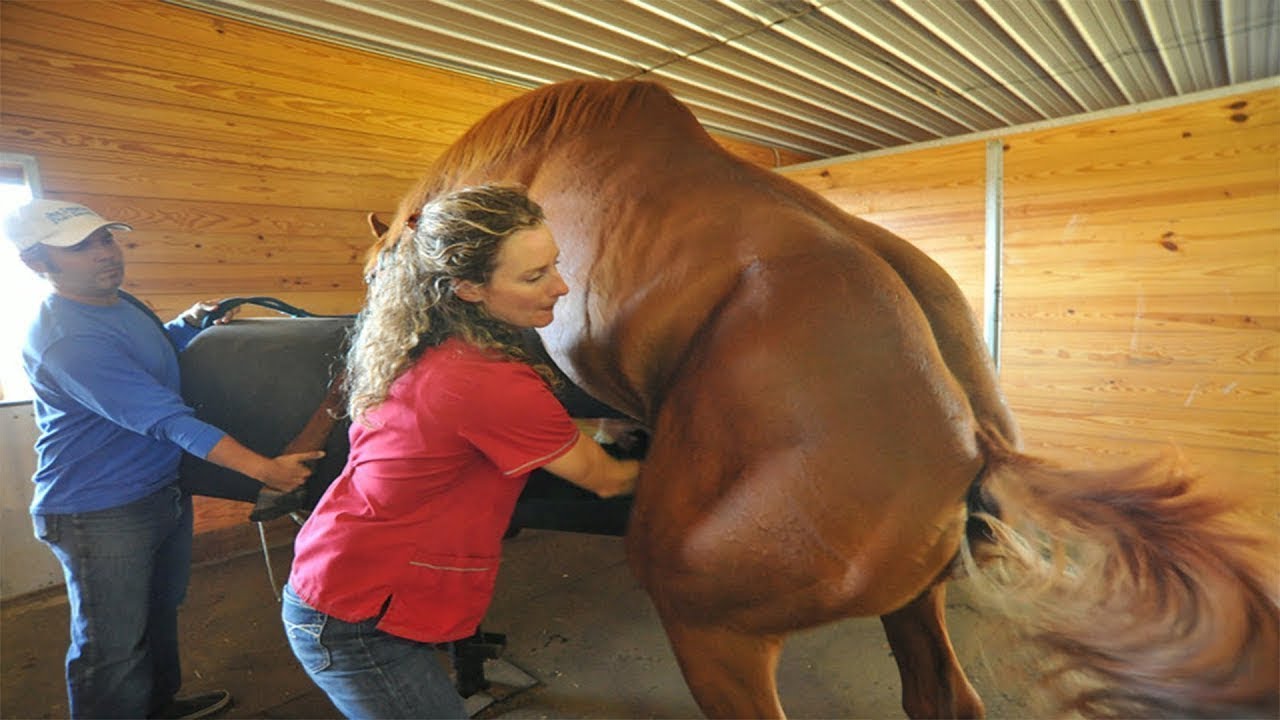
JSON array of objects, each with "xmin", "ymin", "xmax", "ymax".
[{"xmin": 0, "ymin": 154, "xmax": 46, "ymax": 404}]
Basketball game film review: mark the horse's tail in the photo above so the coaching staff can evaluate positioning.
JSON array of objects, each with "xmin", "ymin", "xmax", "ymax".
[{"xmin": 960, "ymin": 426, "xmax": 1278, "ymax": 718}]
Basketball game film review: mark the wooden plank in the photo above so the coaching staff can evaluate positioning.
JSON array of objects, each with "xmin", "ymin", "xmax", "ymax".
[
  {"xmin": 29, "ymin": 153, "xmax": 410, "ymax": 210},
  {"xmin": 0, "ymin": 92, "xmax": 444, "ymax": 173},
  {"xmin": 143, "ymin": 291, "xmax": 365, "ymax": 321},
  {"xmin": 1003, "ymin": 120, "xmax": 1278, "ymax": 201},
  {"xmin": 1005, "ymin": 395, "xmax": 1277, "ymax": 454},
  {"xmin": 784, "ymin": 144, "xmax": 986, "ymax": 213},
  {"xmin": 1004, "ymin": 87, "xmax": 1279, "ymax": 164},
  {"xmin": 118, "ymin": 230, "xmax": 369, "ymax": 266},
  {"xmin": 1012, "ymin": 425, "xmax": 1277, "ymax": 480},
  {"xmin": 1005, "ymin": 193, "xmax": 1278, "ymax": 235},
  {"xmin": 1003, "ymin": 293, "xmax": 1278, "ymax": 332},
  {"xmin": 1005, "ymin": 176, "xmax": 1275, "ymax": 221},
  {"xmin": 15, "ymin": 0, "xmax": 524, "ymax": 114},
  {"xmin": 0, "ymin": 58, "xmax": 466, "ymax": 162},
  {"xmin": 1009, "ymin": 232, "xmax": 1276, "ymax": 279},
  {"xmin": 0, "ymin": 105, "xmax": 429, "ymax": 197},
  {"xmin": 999, "ymin": 362, "xmax": 1278, "ymax": 416},
  {"xmin": 42, "ymin": 194, "xmax": 391, "ymax": 238},
  {"xmin": 1009, "ymin": 428, "xmax": 1278, "ymax": 514},
  {"xmin": 121, "ymin": 262, "xmax": 364, "ymax": 295},
  {"xmin": 784, "ymin": 141, "xmax": 986, "ymax": 185},
  {"xmin": 1001, "ymin": 326, "xmax": 1276, "ymax": 371},
  {"xmin": 0, "ymin": 2, "xmax": 519, "ymax": 129},
  {"xmin": 1003, "ymin": 137, "xmax": 1279, "ymax": 191},
  {"xmin": 829, "ymin": 206, "xmax": 987, "ymax": 241},
  {"xmin": 1000, "ymin": 253, "xmax": 1274, "ymax": 296}
]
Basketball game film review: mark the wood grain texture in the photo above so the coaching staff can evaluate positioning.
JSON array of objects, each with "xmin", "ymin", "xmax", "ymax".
[
  {"xmin": 999, "ymin": 86, "xmax": 1278, "ymax": 493},
  {"xmin": 4, "ymin": 0, "xmax": 1274, "ymax": 539},
  {"xmin": 0, "ymin": 0, "xmax": 811, "ymax": 541},
  {"xmin": 782, "ymin": 143, "xmax": 989, "ymax": 317},
  {"xmin": 786, "ymin": 87, "xmax": 1278, "ymax": 515}
]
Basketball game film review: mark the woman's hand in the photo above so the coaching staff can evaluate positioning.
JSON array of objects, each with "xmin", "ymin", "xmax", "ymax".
[
  {"xmin": 576, "ymin": 418, "xmax": 648, "ymax": 453},
  {"xmin": 542, "ymin": 432, "xmax": 641, "ymax": 498}
]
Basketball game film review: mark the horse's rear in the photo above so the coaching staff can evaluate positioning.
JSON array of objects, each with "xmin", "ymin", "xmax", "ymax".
[
  {"xmin": 381, "ymin": 78, "xmax": 1278, "ymax": 718},
  {"xmin": 606, "ymin": 141, "xmax": 1278, "ymax": 720},
  {"xmin": 624, "ymin": 243, "xmax": 990, "ymax": 717},
  {"xmin": 523, "ymin": 108, "xmax": 1003, "ymax": 717}
]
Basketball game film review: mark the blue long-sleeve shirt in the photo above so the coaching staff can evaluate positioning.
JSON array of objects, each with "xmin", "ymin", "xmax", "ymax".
[{"xmin": 22, "ymin": 292, "xmax": 226, "ymax": 514}]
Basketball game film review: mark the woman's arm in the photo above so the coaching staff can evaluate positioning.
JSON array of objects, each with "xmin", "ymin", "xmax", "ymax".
[{"xmin": 541, "ymin": 432, "xmax": 640, "ymax": 498}]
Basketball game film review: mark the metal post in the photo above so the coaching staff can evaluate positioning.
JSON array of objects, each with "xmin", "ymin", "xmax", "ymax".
[{"xmin": 984, "ymin": 140, "xmax": 1004, "ymax": 373}]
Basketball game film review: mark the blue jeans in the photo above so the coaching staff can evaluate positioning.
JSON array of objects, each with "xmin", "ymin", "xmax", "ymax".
[
  {"xmin": 281, "ymin": 583, "xmax": 466, "ymax": 719},
  {"xmin": 33, "ymin": 485, "xmax": 193, "ymax": 719}
]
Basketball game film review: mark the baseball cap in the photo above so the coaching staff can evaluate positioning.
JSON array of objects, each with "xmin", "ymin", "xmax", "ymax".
[{"xmin": 3, "ymin": 199, "xmax": 132, "ymax": 252}]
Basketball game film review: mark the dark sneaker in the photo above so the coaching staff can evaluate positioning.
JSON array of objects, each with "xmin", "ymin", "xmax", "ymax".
[{"xmin": 151, "ymin": 689, "xmax": 232, "ymax": 719}]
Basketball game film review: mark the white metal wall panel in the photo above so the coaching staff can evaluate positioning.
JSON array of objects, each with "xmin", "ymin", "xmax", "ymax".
[
  {"xmin": 1143, "ymin": 0, "xmax": 1226, "ymax": 93},
  {"xmin": 1062, "ymin": 0, "xmax": 1176, "ymax": 103},
  {"xmin": 1223, "ymin": 0, "xmax": 1280, "ymax": 83},
  {"xmin": 978, "ymin": 0, "xmax": 1125, "ymax": 113}
]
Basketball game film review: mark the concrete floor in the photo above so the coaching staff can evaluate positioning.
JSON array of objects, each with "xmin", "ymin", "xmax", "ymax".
[{"xmin": 1, "ymin": 528, "xmax": 1033, "ymax": 719}]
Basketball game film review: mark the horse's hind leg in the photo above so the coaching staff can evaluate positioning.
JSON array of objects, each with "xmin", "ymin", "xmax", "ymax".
[
  {"xmin": 660, "ymin": 617, "xmax": 785, "ymax": 718},
  {"xmin": 880, "ymin": 583, "xmax": 984, "ymax": 719}
]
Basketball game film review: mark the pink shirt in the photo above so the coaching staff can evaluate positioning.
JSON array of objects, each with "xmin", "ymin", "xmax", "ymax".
[{"xmin": 289, "ymin": 338, "xmax": 578, "ymax": 642}]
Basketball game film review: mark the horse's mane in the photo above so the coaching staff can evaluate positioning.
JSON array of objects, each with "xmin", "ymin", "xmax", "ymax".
[{"xmin": 367, "ymin": 79, "xmax": 692, "ymax": 275}]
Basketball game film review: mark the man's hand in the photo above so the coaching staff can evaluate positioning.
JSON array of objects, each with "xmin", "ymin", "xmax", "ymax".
[
  {"xmin": 180, "ymin": 300, "xmax": 239, "ymax": 328},
  {"xmin": 206, "ymin": 436, "xmax": 323, "ymax": 493},
  {"xmin": 258, "ymin": 450, "xmax": 325, "ymax": 493}
]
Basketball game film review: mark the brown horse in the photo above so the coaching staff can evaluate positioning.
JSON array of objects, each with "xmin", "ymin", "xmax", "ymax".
[{"xmin": 367, "ymin": 79, "xmax": 1278, "ymax": 718}]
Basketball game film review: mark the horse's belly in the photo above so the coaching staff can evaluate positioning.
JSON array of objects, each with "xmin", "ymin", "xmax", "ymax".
[{"xmin": 630, "ymin": 439, "xmax": 975, "ymax": 630}]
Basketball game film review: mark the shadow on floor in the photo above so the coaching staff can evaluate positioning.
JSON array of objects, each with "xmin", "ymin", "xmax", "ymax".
[{"xmin": 2, "ymin": 528, "xmax": 1032, "ymax": 719}]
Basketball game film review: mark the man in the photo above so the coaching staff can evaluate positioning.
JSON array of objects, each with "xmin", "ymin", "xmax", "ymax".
[{"xmin": 4, "ymin": 199, "xmax": 322, "ymax": 719}]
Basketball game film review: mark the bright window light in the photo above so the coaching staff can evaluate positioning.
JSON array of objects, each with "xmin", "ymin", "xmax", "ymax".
[{"xmin": 0, "ymin": 182, "xmax": 44, "ymax": 403}]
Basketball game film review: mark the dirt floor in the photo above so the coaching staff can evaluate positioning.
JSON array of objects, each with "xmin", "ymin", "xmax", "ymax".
[{"xmin": 1, "ymin": 527, "xmax": 1033, "ymax": 719}]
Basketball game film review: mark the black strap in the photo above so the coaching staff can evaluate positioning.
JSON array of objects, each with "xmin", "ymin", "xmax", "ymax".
[
  {"xmin": 199, "ymin": 296, "xmax": 356, "ymax": 328},
  {"xmin": 117, "ymin": 289, "xmax": 179, "ymax": 355}
]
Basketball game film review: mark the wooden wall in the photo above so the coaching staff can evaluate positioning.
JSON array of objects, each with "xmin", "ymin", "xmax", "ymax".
[
  {"xmin": 1, "ymin": 1, "xmax": 810, "ymax": 320},
  {"xmin": 3, "ymin": 0, "xmax": 1274, "ymax": 547},
  {"xmin": 784, "ymin": 142, "xmax": 989, "ymax": 319},
  {"xmin": 784, "ymin": 86, "xmax": 1279, "ymax": 518},
  {"xmin": 0, "ymin": 0, "xmax": 810, "ymax": 542}
]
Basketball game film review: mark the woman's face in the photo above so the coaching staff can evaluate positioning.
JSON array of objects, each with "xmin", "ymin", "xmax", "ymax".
[{"xmin": 455, "ymin": 223, "xmax": 569, "ymax": 328}]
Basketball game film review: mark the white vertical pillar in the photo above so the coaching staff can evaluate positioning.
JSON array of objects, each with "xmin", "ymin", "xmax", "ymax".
[{"xmin": 984, "ymin": 139, "xmax": 1004, "ymax": 373}]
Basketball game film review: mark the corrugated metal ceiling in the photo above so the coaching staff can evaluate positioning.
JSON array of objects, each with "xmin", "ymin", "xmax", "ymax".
[{"xmin": 170, "ymin": 0, "xmax": 1280, "ymax": 160}]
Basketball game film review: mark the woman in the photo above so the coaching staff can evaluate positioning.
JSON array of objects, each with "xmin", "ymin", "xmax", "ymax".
[{"xmin": 281, "ymin": 184, "xmax": 641, "ymax": 719}]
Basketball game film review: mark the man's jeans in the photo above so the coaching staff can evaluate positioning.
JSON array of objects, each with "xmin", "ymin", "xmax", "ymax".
[
  {"xmin": 33, "ymin": 485, "xmax": 193, "ymax": 719},
  {"xmin": 282, "ymin": 583, "xmax": 466, "ymax": 719}
]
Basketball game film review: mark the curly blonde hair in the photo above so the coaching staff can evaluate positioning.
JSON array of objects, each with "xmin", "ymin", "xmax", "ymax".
[{"xmin": 346, "ymin": 183, "xmax": 556, "ymax": 421}]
